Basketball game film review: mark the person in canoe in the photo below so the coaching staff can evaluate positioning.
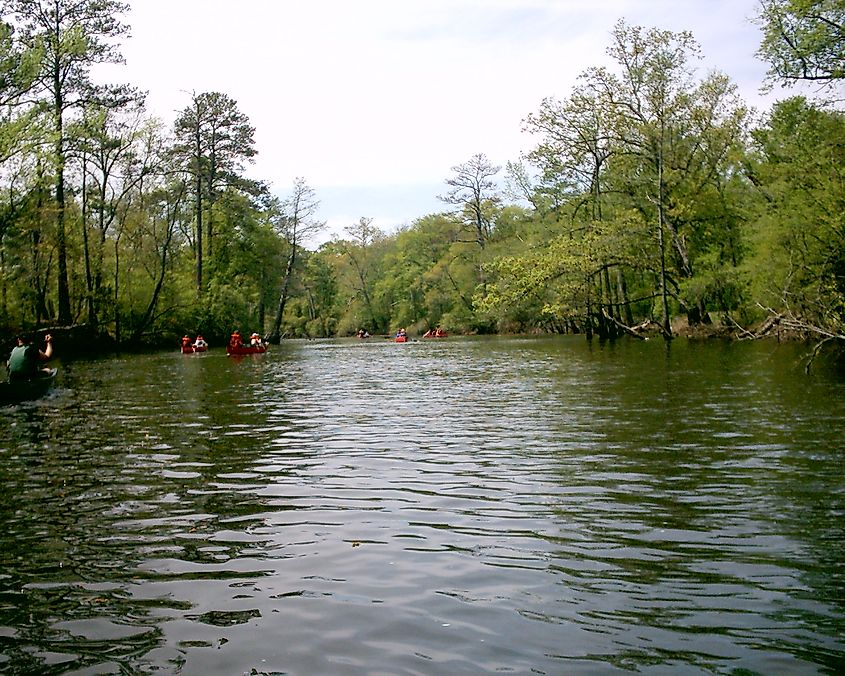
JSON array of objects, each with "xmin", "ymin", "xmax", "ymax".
[
  {"xmin": 181, "ymin": 335, "xmax": 192, "ymax": 351},
  {"xmin": 249, "ymin": 332, "xmax": 263, "ymax": 347},
  {"xmin": 7, "ymin": 332, "xmax": 54, "ymax": 382},
  {"xmin": 229, "ymin": 330, "xmax": 244, "ymax": 350},
  {"xmin": 193, "ymin": 335, "xmax": 208, "ymax": 349}
]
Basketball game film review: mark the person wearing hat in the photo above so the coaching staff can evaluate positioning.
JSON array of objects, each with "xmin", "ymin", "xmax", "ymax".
[
  {"xmin": 8, "ymin": 333, "xmax": 53, "ymax": 382},
  {"xmin": 250, "ymin": 332, "xmax": 262, "ymax": 347}
]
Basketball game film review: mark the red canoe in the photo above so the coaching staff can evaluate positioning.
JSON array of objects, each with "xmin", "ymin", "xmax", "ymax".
[{"xmin": 227, "ymin": 344, "xmax": 267, "ymax": 355}]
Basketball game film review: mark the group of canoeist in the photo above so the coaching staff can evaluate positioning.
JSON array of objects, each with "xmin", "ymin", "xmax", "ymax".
[
  {"xmin": 180, "ymin": 330, "xmax": 269, "ymax": 353},
  {"xmin": 228, "ymin": 330, "xmax": 264, "ymax": 349},
  {"xmin": 182, "ymin": 327, "xmax": 447, "ymax": 350},
  {"xmin": 181, "ymin": 335, "xmax": 208, "ymax": 352},
  {"xmin": 386, "ymin": 326, "xmax": 448, "ymax": 342},
  {"xmin": 394, "ymin": 327, "xmax": 447, "ymax": 341},
  {"xmin": 226, "ymin": 330, "xmax": 268, "ymax": 355}
]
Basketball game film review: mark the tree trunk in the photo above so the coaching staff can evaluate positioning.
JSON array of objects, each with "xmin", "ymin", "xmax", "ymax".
[
  {"xmin": 31, "ymin": 170, "xmax": 50, "ymax": 322},
  {"xmin": 257, "ymin": 287, "xmax": 265, "ymax": 335},
  {"xmin": 54, "ymin": 91, "xmax": 71, "ymax": 325},
  {"xmin": 602, "ymin": 266, "xmax": 618, "ymax": 337},
  {"xmin": 207, "ymin": 148, "xmax": 216, "ymax": 260},
  {"xmin": 195, "ymin": 172, "xmax": 203, "ymax": 296},
  {"xmin": 129, "ymin": 204, "xmax": 177, "ymax": 342},
  {"xmin": 0, "ymin": 247, "xmax": 5, "ymax": 320},
  {"xmin": 269, "ymin": 244, "xmax": 297, "ymax": 343},
  {"xmin": 657, "ymin": 142, "xmax": 672, "ymax": 339},
  {"xmin": 617, "ymin": 268, "xmax": 634, "ymax": 326},
  {"xmin": 81, "ymin": 155, "xmax": 97, "ymax": 326},
  {"xmin": 113, "ymin": 238, "xmax": 121, "ymax": 344}
]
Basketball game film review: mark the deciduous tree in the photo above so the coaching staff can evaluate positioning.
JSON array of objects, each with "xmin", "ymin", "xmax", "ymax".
[
  {"xmin": 745, "ymin": 97, "xmax": 845, "ymax": 348},
  {"xmin": 2, "ymin": 0, "xmax": 134, "ymax": 324},
  {"xmin": 756, "ymin": 0, "xmax": 845, "ymax": 87},
  {"xmin": 268, "ymin": 177, "xmax": 323, "ymax": 343},
  {"xmin": 439, "ymin": 153, "xmax": 501, "ymax": 251},
  {"xmin": 73, "ymin": 101, "xmax": 153, "ymax": 327},
  {"xmin": 335, "ymin": 217, "xmax": 385, "ymax": 334},
  {"xmin": 584, "ymin": 20, "xmax": 748, "ymax": 333}
]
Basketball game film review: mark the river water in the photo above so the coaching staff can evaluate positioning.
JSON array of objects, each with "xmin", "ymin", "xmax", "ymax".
[{"xmin": 0, "ymin": 336, "xmax": 843, "ymax": 675}]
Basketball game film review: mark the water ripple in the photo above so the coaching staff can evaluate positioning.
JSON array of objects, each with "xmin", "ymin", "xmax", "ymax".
[{"xmin": 0, "ymin": 338, "xmax": 842, "ymax": 674}]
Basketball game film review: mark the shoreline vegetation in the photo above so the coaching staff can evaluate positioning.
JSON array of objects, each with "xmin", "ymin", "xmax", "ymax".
[
  {"xmin": 0, "ymin": 3, "xmax": 842, "ymax": 370},
  {"xmin": 8, "ymin": 315, "xmax": 835, "ymax": 356}
]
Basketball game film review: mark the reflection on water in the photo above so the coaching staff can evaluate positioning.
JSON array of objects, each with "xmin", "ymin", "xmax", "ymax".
[{"xmin": 0, "ymin": 337, "xmax": 843, "ymax": 674}]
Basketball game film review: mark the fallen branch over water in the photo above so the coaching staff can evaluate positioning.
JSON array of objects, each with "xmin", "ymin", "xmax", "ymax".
[
  {"xmin": 600, "ymin": 310, "xmax": 664, "ymax": 340},
  {"xmin": 748, "ymin": 304, "xmax": 845, "ymax": 373}
]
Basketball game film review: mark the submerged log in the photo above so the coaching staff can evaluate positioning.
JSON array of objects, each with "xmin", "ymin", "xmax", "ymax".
[{"xmin": 600, "ymin": 309, "xmax": 663, "ymax": 340}]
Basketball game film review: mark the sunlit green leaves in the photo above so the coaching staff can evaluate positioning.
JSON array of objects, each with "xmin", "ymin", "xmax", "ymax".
[
  {"xmin": 756, "ymin": 0, "xmax": 845, "ymax": 87},
  {"xmin": 745, "ymin": 97, "xmax": 845, "ymax": 334}
]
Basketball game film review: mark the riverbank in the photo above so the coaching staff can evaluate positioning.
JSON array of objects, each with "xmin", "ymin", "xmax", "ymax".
[{"xmin": 9, "ymin": 317, "xmax": 843, "ymax": 367}]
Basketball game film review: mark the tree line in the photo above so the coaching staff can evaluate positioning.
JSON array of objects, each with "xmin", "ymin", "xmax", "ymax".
[{"xmin": 0, "ymin": 0, "xmax": 842, "ymax": 357}]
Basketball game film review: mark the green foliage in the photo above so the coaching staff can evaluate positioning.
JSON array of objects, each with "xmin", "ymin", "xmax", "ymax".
[
  {"xmin": 172, "ymin": 90, "xmax": 258, "ymax": 297},
  {"xmin": 0, "ymin": 8, "xmax": 841, "ymax": 354},
  {"xmin": 756, "ymin": 0, "xmax": 845, "ymax": 86},
  {"xmin": 744, "ymin": 97, "xmax": 845, "ymax": 334},
  {"xmin": 2, "ymin": 0, "xmax": 136, "ymax": 324},
  {"xmin": 509, "ymin": 20, "xmax": 752, "ymax": 335},
  {"xmin": 296, "ymin": 252, "xmax": 337, "ymax": 337},
  {"xmin": 479, "ymin": 211, "xmax": 649, "ymax": 328}
]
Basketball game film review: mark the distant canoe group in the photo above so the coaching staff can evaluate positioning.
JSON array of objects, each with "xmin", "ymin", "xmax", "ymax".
[
  {"xmin": 394, "ymin": 327, "xmax": 448, "ymax": 342},
  {"xmin": 180, "ymin": 335, "xmax": 208, "ymax": 354},
  {"xmin": 356, "ymin": 327, "xmax": 449, "ymax": 342},
  {"xmin": 181, "ymin": 327, "xmax": 450, "ymax": 351},
  {"xmin": 179, "ymin": 330, "xmax": 267, "ymax": 355},
  {"xmin": 227, "ymin": 330, "xmax": 267, "ymax": 355}
]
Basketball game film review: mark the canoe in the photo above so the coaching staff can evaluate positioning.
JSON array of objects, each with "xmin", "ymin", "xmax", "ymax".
[
  {"xmin": 227, "ymin": 344, "xmax": 267, "ymax": 356},
  {"xmin": 0, "ymin": 368, "xmax": 58, "ymax": 405},
  {"xmin": 181, "ymin": 345, "xmax": 208, "ymax": 354}
]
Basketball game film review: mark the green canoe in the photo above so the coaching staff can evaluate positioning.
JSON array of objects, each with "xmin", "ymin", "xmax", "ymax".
[{"xmin": 0, "ymin": 368, "xmax": 58, "ymax": 405}]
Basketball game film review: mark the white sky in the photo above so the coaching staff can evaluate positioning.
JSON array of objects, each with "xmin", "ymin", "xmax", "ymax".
[{"xmin": 109, "ymin": 0, "xmax": 788, "ymax": 241}]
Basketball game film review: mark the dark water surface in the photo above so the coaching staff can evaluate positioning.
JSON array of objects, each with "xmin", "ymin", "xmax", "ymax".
[{"xmin": 0, "ymin": 336, "xmax": 843, "ymax": 675}]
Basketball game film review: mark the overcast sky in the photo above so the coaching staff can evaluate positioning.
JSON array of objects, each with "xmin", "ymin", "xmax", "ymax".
[{"xmin": 112, "ymin": 0, "xmax": 786, "ymax": 242}]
